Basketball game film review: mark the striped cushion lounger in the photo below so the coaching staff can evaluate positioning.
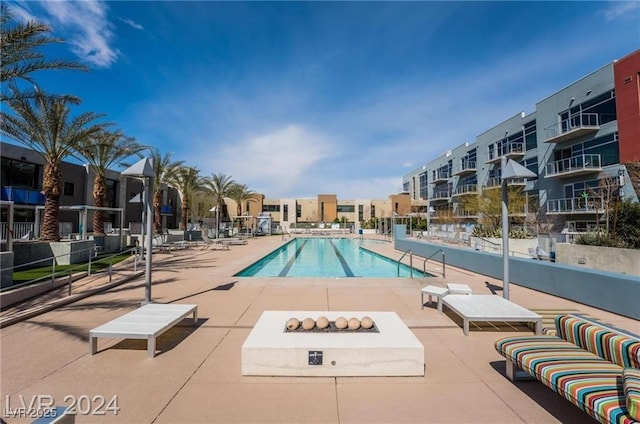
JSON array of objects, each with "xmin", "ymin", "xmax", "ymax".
[
  {"xmin": 495, "ymin": 314, "xmax": 640, "ymax": 424},
  {"xmin": 624, "ymin": 368, "xmax": 640, "ymax": 420}
]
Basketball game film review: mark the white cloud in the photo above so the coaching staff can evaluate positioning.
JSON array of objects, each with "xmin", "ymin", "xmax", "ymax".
[
  {"xmin": 40, "ymin": 0, "xmax": 119, "ymax": 68},
  {"xmin": 8, "ymin": 4, "xmax": 38, "ymax": 23},
  {"xmin": 118, "ymin": 17, "xmax": 144, "ymax": 30},
  {"xmin": 203, "ymin": 125, "xmax": 336, "ymax": 197},
  {"xmin": 600, "ymin": 2, "xmax": 640, "ymax": 22}
]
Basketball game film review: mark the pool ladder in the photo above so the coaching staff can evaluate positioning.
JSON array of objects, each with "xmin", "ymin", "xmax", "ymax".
[
  {"xmin": 397, "ymin": 249, "xmax": 446, "ymax": 278},
  {"xmin": 397, "ymin": 250, "xmax": 413, "ymax": 277},
  {"xmin": 423, "ymin": 249, "xmax": 446, "ymax": 278}
]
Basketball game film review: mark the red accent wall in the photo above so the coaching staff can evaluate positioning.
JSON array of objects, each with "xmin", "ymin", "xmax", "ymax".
[{"xmin": 614, "ymin": 49, "xmax": 640, "ymax": 163}]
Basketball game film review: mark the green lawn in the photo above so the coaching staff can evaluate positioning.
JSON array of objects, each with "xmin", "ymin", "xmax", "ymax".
[{"xmin": 11, "ymin": 252, "xmax": 134, "ymax": 285}]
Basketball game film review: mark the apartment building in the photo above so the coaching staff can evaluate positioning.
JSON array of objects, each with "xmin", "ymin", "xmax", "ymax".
[
  {"xmin": 1, "ymin": 141, "xmax": 418, "ymax": 238},
  {"xmin": 257, "ymin": 193, "xmax": 415, "ymax": 231},
  {"xmin": 0, "ymin": 142, "xmax": 180, "ymax": 238},
  {"xmin": 403, "ymin": 49, "xmax": 640, "ymax": 235}
]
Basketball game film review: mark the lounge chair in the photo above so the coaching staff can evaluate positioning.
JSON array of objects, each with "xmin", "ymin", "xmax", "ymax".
[
  {"xmin": 220, "ymin": 238, "xmax": 248, "ymax": 246},
  {"xmin": 201, "ymin": 229, "xmax": 229, "ymax": 251}
]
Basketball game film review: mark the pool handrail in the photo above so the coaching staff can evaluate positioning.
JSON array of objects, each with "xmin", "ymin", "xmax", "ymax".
[
  {"xmin": 423, "ymin": 249, "xmax": 446, "ymax": 278},
  {"xmin": 397, "ymin": 250, "xmax": 413, "ymax": 278}
]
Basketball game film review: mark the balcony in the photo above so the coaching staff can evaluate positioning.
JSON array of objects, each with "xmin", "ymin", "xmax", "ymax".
[
  {"xmin": 454, "ymin": 209, "xmax": 477, "ymax": 218},
  {"xmin": 483, "ymin": 177, "xmax": 526, "ymax": 190},
  {"xmin": 544, "ymin": 113, "xmax": 600, "ymax": 143},
  {"xmin": 546, "ymin": 196, "xmax": 605, "ymax": 215},
  {"xmin": 452, "ymin": 161, "xmax": 477, "ymax": 176},
  {"xmin": 431, "ymin": 190, "xmax": 451, "ymax": 201},
  {"xmin": 545, "ymin": 154, "xmax": 602, "ymax": 178},
  {"xmin": 486, "ymin": 142, "xmax": 525, "ymax": 164},
  {"xmin": 432, "ymin": 170, "xmax": 450, "ymax": 183},
  {"xmin": 1, "ymin": 186, "xmax": 45, "ymax": 205},
  {"xmin": 452, "ymin": 184, "xmax": 478, "ymax": 197},
  {"xmin": 160, "ymin": 205, "xmax": 174, "ymax": 215}
]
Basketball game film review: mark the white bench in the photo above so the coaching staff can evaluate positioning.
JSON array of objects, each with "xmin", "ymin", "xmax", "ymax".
[
  {"xmin": 90, "ymin": 303, "xmax": 198, "ymax": 357},
  {"xmin": 420, "ymin": 285, "xmax": 449, "ymax": 314},
  {"xmin": 442, "ymin": 295, "xmax": 542, "ymax": 336},
  {"xmin": 446, "ymin": 283, "xmax": 472, "ymax": 295}
]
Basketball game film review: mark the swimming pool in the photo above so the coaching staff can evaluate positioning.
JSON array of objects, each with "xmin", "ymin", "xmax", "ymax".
[{"xmin": 235, "ymin": 238, "xmax": 428, "ymax": 278}]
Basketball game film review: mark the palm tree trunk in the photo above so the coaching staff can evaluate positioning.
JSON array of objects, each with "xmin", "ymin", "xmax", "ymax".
[
  {"xmin": 154, "ymin": 191, "xmax": 162, "ymax": 234},
  {"xmin": 181, "ymin": 198, "xmax": 189, "ymax": 230},
  {"xmin": 41, "ymin": 163, "xmax": 61, "ymax": 241},
  {"xmin": 93, "ymin": 174, "xmax": 107, "ymax": 235}
]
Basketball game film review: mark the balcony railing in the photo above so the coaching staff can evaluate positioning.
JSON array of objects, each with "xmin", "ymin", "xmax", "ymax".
[
  {"xmin": 454, "ymin": 209, "xmax": 477, "ymax": 218},
  {"xmin": 431, "ymin": 190, "xmax": 451, "ymax": 201},
  {"xmin": 486, "ymin": 142, "xmax": 524, "ymax": 164},
  {"xmin": 483, "ymin": 177, "xmax": 526, "ymax": 190},
  {"xmin": 546, "ymin": 196, "xmax": 605, "ymax": 214},
  {"xmin": 1, "ymin": 186, "xmax": 45, "ymax": 205},
  {"xmin": 544, "ymin": 113, "xmax": 600, "ymax": 143},
  {"xmin": 452, "ymin": 161, "xmax": 477, "ymax": 176},
  {"xmin": 545, "ymin": 154, "xmax": 602, "ymax": 178},
  {"xmin": 452, "ymin": 184, "xmax": 478, "ymax": 196},
  {"xmin": 432, "ymin": 170, "xmax": 450, "ymax": 183}
]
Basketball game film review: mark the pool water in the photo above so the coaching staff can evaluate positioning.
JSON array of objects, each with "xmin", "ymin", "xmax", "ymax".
[{"xmin": 235, "ymin": 238, "xmax": 428, "ymax": 278}]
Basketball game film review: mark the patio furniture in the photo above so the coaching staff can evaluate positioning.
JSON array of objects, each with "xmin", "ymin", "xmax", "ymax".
[
  {"xmin": 201, "ymin": 230, "xmax": 230, "ymax": 250},
  {"xmin": 420, "ymin": 285, "xmax": 449, "ymax": 314},
  {"xmin": 495, "ymin": 314, "xmax": 640, "ymax": 424},
  {"xmin": 89, "ymin": 303, "xmax": 198, "ymax": 357},
  {"xmin": 442, "ymin": 295, "xmax": 542, "ymax": 336},
  {"xmin": 446, "ymin": 283, "xmax": 472, "ymax": 295}
]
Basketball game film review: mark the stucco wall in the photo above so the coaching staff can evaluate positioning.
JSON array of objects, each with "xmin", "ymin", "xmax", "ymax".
[
  {"xmin": 1, "ymin": 251, "xmax": 13, "ymax": 288},
  {"xmin": 556, "ymin": 244, "xmax": 639, "ymax": 276}
]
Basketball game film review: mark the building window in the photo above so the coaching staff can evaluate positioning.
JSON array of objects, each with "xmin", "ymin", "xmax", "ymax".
[
  {"xmin": 296, "ymin": 204, "xmax": 302, "ymax": 218},
  {"xmin": 358, "ymin": 205, "xmax": 364, "ymax": 221},
  {"xmin": 262, "ymin": 204, "xmax": 280, "ymax": 212},
  {"xmin": 1, "ymin": 158, "xmax": 39, "ymax": 189},
  {"xmin": 63, "ymin": 182, "xmax": 74, "ymax": 196},
  {"xmin": 524, "ymin": 120, "xmax": 537, "ymax": 151},
  {"xmin": 419, "ymin": 172, "xmax": 428, "ymax": 199},
  {"xmin": 337, "ymin": 205, "xmax": 354, "ymax": 213},
  {"xmin": 371, "ymin": 205, "xmax": 376, "ymax": 218},
  {"xmin": 283, "ymin": 204, "xmax": 288, "ymax": 221}
]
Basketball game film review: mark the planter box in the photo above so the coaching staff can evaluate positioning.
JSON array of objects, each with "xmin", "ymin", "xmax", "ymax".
[{"xmin": 556, "ymin": 244, "xmax": 640, "ymax": 275}]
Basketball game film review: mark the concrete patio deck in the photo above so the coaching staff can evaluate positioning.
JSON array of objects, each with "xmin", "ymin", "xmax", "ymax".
[{"xmin": 1, "ymin": 235, "xmax": 637, "ymax": 423}]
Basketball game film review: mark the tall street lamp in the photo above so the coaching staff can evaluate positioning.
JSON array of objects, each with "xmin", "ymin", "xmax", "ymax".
[
  {"xmin": 426, "ymin": 206, "xmax": 435, "ymax": 240},
  {"xmin": 501, "ymin": 156, "xmax": 536, "ymax": 300},
  {"xmin": 122, "ymin": 158, "xmax": 155, "ymax": 304},
  {"xmin": 209, "ymin": 206, "xmax": 219, "ymax": 239}
]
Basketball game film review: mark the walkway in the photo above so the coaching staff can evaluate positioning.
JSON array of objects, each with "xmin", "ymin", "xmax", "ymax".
[{"xmin": 1, "ymin": 235, "xmax": 636, "ymax": 423}]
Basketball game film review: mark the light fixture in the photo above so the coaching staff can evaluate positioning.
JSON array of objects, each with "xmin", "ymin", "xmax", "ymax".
[
  {"xmin": 500, "ymin": 157, "xmax": 536, "ymax": 300},
  {"xmin": 122, "ymin": 158, "xmax": 155, "ymax": 304}
]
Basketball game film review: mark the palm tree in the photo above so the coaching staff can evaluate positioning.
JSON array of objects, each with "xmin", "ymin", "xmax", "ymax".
[
  {"xmin": 204, "ymin": 173, "xmax": 236, "ymax": 238},
  {"xmin": 1, "ymin": 4, "xmax": 87, "ymax": 103},
  {"xmin": 0, "ymin": 88, "xmax": 106, "ymax": 241},
  {"xmin": 228, "ymin": 183, "xmax": 258, "ymax": 233},
  {"xmin": 169, "ymin": 166, "xmax": 206, "ymax": 230},
  {"xmin": 149, "ymin": 149, "xmax": 184, "ymax": 234},
  {"xmin": 75, "ymin": 128, "xmax": 146, "ymax": 235}
]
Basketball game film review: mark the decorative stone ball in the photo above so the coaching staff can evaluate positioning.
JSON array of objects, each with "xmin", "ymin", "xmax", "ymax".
[
  {"xmin": 302, "ymin": 317, "xmax": 315, "ymax": 330},
  {"xmin": 286, "ymin": 318, "xmax": 300, "ymax": 331},
  {"xmin": 348, "ymin": 317, "xmax": 361, "ymax": 330},
  {"xmin": 316, "ymin": 316, "xmax": 330, "ymax": 329},
  {"xmin": 360, "ymin": 316, "xmax": 374, "ymax": 329},
  {"xmin": 335, "ymin": 316, "xmax": 348, "ymax": 329}
]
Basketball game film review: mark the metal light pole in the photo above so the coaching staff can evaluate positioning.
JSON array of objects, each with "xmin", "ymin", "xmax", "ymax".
[
  {"xmin": 122, "ymin": 158, "xmax": 155, "ymax": 304},
  {"xmin": 500, "ymin": 156, "xmax": 536, "ymax": 300}
]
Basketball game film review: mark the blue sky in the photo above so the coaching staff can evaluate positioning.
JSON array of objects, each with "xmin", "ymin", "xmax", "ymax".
[{"xmin": 6, "ymin": 1, "xmax": 640, "ymax": 199}]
